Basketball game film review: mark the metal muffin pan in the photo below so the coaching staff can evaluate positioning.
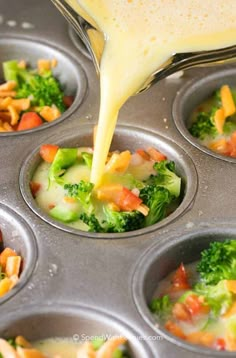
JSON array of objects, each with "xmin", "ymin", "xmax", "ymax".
[
  {"xmin": 0, "ymin": 0, "xmax": 236, "ymax": 357},
  {"xmin": 132, "ymin": 227, "xmax": 236, "ymax": 356},
  {"xmin": 0, "ymin": 203, "xmax": 37, "ymax": 304},
  {"xmin": 19, "ymin": 124, "xmax": 198, "ymax": 238},
  {"xmin": 0, "ymin": 304, "xmax": 153, "ymax": 357},
  {"xmin": 0, "ymin": 36, "xmax": 87, "ymax": 136},
  {"xmin": 173, "ymin": 67, "xmax": 236, "ymax": 163}
]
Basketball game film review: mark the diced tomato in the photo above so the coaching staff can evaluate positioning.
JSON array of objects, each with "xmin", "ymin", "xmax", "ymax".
[
  {"xmin": 136, "ymin": 149, "xmax": 150, "ymax": 161},
  {"xmin": 97, "ymin": 185, "xmax": 142, "ymax": 211},
  {"xmin": 48, "ymin": 204, "xmax": 55, "ymax": 210},
  {"xmin": 39, "ymin": 144, "xmax": 59, "ymax": 163},
  {"xmin": 146, "ymin": 147, "xmax": 167, "ymax": 162},
  {"xmin": 171, "ymin": 263, "xmax": 190, "ymax": 291},
  {"xmin": 116, "ymin": 187, "xmax": 142, "ymax": 211},
  {"xmin": 185, "ymin": 294, "xmax": 210, "ymax": 316},
  {"xmin": 172, "ymin": 302, "xmax": 191, "ymax": 321},
  {"xmin": 165, "ymin": 320, "xmax": 186, "ymax": 339},
  {"xmin": 215, "ymin": 338, "xmax": 226, "ymax": 351},
  {"xmin": 30, "ymin": 181, "xmax": 41, "ymax": 198},
  {"xmin": 226, "ymin": 132, "xmax": 236, "ymax": 158},
  {"xmin": 17, "ymin": 112, "xmax": 43, "ymax": 131},
  {"xmin": 63, "ymin": 95, "xmax": 74, "ymax": 108}
]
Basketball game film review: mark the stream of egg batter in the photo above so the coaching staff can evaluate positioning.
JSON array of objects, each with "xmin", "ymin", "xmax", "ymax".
[{"xmin": 67, "ymin": 0, "xmax": 236, "ymax": 187}]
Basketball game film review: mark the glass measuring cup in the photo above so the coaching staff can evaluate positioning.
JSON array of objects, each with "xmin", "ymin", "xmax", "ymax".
[{"xmin": 51, "ymin": 0, "xmax": 236, "ymax": 92}]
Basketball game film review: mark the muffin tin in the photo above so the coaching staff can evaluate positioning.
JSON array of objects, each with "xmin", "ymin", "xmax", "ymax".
[{"xmin": 0, "ymin": 0, "xmax": 236, "ymax": 357}]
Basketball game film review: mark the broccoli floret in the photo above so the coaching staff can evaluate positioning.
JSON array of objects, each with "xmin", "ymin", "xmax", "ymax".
[
  {"xmin": 3, "ymin": 59, "xmax": 66, "ymax": 112},
  {"xmin": 189, "ymin": 110, "xmax": 218, "ymax": 140},
  {"xmin": 49, "ymin": 148, "xmax": 78, "ymax": 184},
  {"xmin": 81, "ymin": 152, "xmax": 93, "ymax": 168},
  {"xmin": 197, "ymin": 240, "xmax": 236, "ymax": 285},
  {"xmin": 80, "ymin": 207, "xmax": 144, "ymax": 233},
  {"xmin": 64, "ymin": 181, "xmax": 94, "ymax": 213},
  {"xmin": 139, "ymin": 185, "xmax": 171, "ymax": 227},
  {"xmin": 149, "ymin": 295, "xmax": 172, "ymax": 319},
  {"xmin": 80, "ymin": 213, "xmax": 105, "ymax": 233},
  {"xmin": 103, "ymin": 206, "xmax": 144, "ymax": 233},
  {"xmin": 148, "ymin": 160, "xmax": 181, "ymax": 198},
  {"xmin": 194, "ymin": 280, "xmax": 233, "ymax": 316}
]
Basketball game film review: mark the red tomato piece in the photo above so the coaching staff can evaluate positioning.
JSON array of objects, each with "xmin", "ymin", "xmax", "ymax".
[
  {"xmin": 30, "ymin": 181, "xmax": 41, "ymax": 198},
  {"xmin": 185, "ymin": 294, "xmax": 210, "ymax": 316},
  {"xmin": 17, "ymin": 112, "xmax": 43, "ymax": 131},
  {"xmin": 63, "ymin": 95, "xmax": 74, "ymax": 108},
  {"xmin": 117, "ymin": 187, "xmax": 142, "ymax": 211},
  {"xmin": 39, "ymin": 144, "xmax": 59, "ymax": 163},
  {"xmin": 136, "ymin": 149, "xmax": 150, "ymax": 161},
  {"xmin": 172, "ymin": 302, "xmax": 191, "ymax": 321},
  {"xmin": 171, "ymin": 263, "xmax": 190, "ymax": 291},
  {"xmin": 146, "ymin": 147, "xmax": 167, "ymax": 162},
  {"xmin": 215, "ymin": 338, "xmax": 226, "ymax": 351}
]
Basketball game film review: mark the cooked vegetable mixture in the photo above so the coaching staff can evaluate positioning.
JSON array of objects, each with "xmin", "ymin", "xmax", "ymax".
[
  {"xmin": 31, "ymin": 143, "xmax": 181, "ymax": 233},
  {"xmin": 0, "ymin": 228, "xmax": 22, "ymax": 297},
  {"xmin": 189, "ymin": 84, "xmax": 236, "ymax": 157},
  {"xmin": 0, "ymin": 335, "xmax": 129, "ymax": 357},
  {"xmin": 0, "ymin": 59, "xmax": 73, "ymax": 132},
  {"xmin": 150, "ymin": 240, "xmax": 236, "ymax": 351}
]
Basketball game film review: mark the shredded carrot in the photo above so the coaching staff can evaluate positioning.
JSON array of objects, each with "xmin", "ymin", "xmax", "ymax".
[
  {"xmin": 0, "ymin": 277, "xmax": 12, "ymax": 297},
  {"xmin": 15, "ymin": 336, "xmax": 32, "ymax": 348},
  {"xmin": 105, "ymin": 151, "xmax": 131, "ymax": 173},
  {"xmin": 5, "ymin": 256, "xmax": 21, "ymax": 277},
  {"xmin": 0, "ymin": 247, "xmax": 17, "ymax": 270},
  {"xmin": 220, "ymin": 85, "xmax": 236, "ymax": 117},
  {"xmin": 213, "ymin": 108, "xmax": 225, "ymax": 134}
]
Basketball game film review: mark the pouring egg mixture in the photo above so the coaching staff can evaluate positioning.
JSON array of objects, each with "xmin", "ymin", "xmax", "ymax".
[{"xmin": 66, "ymin": 0, "xmax": 236, "ymax": 187}]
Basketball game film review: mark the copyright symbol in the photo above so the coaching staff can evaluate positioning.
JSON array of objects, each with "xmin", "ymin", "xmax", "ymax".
[{"xmin": 73, "ymin": 334, "xmax": 80, "ymax": 341}]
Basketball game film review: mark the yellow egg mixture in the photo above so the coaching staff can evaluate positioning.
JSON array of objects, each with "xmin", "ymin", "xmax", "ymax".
[{"xmin": 66, "ymin": 0, "xmax": 236, "ymax": 186}]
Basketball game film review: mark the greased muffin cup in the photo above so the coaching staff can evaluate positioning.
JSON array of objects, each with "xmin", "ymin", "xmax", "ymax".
[
  {"xmin": 0, "ymin": 203, "xmax": 37, "ymax": 304},
  {"xmin": 0, "ymin": 304, "xmax": 154, "ymax": 357},
  {"xmin": 0, "ymin": 36, "xmax": 87, "ymax": 136},
  {"xmin": 19, "ymin": 124, "xmax": 197, "ymax": 238},
  {"xmin": 132, "ymin": 227, "xmax": 236, "ymax": 356},
  {"xmin": 173, "ymin": 67, "xmax": 236, "ymax": 162}
]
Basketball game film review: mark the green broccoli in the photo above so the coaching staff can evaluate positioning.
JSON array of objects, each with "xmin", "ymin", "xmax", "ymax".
[
  {"xmin": 64, "ymin": 181, "xmax": 94, "ymax": 213},
  {"xmin": 79, "ymin": 213, "xmax": 105, "ymax": 232},
  {"xmin": 194, "ymin": 280, "xmax": 233, "ymax": 316},
  {"xmin": 149, "ymin": 295, "xmax": 172, "ymax": 319},
  {"xmin": 148, "ymin": 160, "xmax": 181, "ymax": 198},
  {"xmin": 189, "ymin": 109, "xmax": 218, "ymax": 140},
  {"xmin": 81, "ymin": 152, "xmax": 93, "ymax": 168},
  {"xmin": 3, "ymin": 59, "xmax": 66, "ymax": 112},
  {"xmin": 49, "ymin": 148, "xmax": 78, "ymax": 184},
  {"xmin": 139, "ymin": 185, "xmax": 172, "ymax": 227},
  {"xmin": 80, "ymin": 207, "xmax": 144, "ymax": 233},
  {"xmin": 103, "ymin": 206, "xmax": 144, "ymax": 233},
  {"xmin": 197, "ymin": 240, "xmax": 236, "ymax": 285}
]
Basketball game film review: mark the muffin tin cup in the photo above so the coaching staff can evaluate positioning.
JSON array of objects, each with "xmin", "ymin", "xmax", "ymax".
[
  {"xmin": 0, "ymin": 203, "xmax": 37, "ymax": 304},
  {"xmin": 0, "ymin": 303, "xmax": 155, "ymax": 357},
  {"xmin": 0, "ymin": 36, "xmax": 87, "ymax": 136},
  {"xmin": 132, "ymin": 226, "xmax": 236, "ymax": 356},
  {"xmin": 19, "ymin": 124, "xmax": 198, "ymax": 239},
  {"xmin": 173, "ymin": 66, "xmax": 236, "ymax": 163}
]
